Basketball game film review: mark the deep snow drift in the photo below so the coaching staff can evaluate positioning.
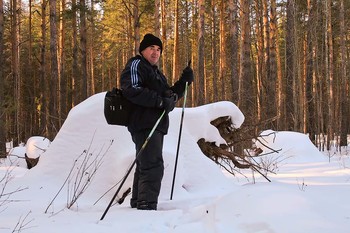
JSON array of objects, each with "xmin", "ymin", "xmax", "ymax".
[{"xmin": 1, "ymin": 92, "xmax": 349, "ymax": 233}]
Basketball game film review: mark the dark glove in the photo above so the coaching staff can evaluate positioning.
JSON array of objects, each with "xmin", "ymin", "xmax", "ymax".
[
  {"xmin": 163, "ymin": 90, "xmax": 178, "ymax": 102},
  {"xmin": 161, "ymin": 97, "xmax": 176, "ymax": 114},
  {"xmin": 180, "ymin": 66, "xmax": 194, "ymax": 84}
]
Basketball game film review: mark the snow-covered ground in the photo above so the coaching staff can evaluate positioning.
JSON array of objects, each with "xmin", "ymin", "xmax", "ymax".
[{"xmin": 1, "ymin": 92, "xmax": 349, "ymax": 233}]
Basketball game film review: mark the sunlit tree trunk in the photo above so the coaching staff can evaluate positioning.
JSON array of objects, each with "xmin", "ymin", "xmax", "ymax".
[
  {"xmin": 325, "ymin": 0, "xmax": 334, "ymax": 150},
  {"xmin": 238, "ymin": 0, "xmax": 253, "ymax": 120},
  {"xmin": 0, "ymin": 0, "xmax": 5, "ymax": 156},
  {"xmin": 40, "ymin": 0, "xmax": 47, "ymax": 136},
  {"xmin": 154, "ymin": 0, "xmax": 160, "ymax": 40},
  {"xmin": 80, "ymin": 0, "xmax": 88, "ymax": 100},
  {"xmin": 228, "ymin": 0, "xmax": 239, "ymax": 103},
  {"xmin": 183, "ymin": 0, "xmax": 192, "ymax": 106},
  {"xmin": 211, "ymin": 0, "xmax": 217, "ymax": 103},
  {"xmin": 89, "ymin": 0, "xmax": 95, "ymax": 95},
  {"xmin": 262, "ymin": 0, "xmax": 272, "ymax": 123},
  {"xmin": 172, "ymin": 0, "xmax": 179, "ymax": 86},
  {"xmin": 197, "ymin": 0, "xmax": 205, "ymax": 105},
  {"xmin": 190, "ymin": 0, "xmax": 197, "ymax": 106},
  {"xmin": 254, "ymin": 0, "xmax": 263, "ymax": 122},
  {"xmin": 339, "ymin": 0, "xmax": 348, "ymax": 147},
  {"xmin": 49, "ymin": 0, "xmax": 59, "ymax": 138},
  {"xmin": 160, "ymin": 0, "xmax": 167, "ymax": 76},
  {"xmin": 59, "ymin": 0, "xmax": 67, "ymax": 125},
  {"xmin": 269, "ymin": 0, "xmax": 278, "ymax": 125},
  {"xmin": 305, "ymin": 0, "xmax": 316, "ymax": 143},
  {"xmin": 12, "ymin": 0, "xmax": 21, "ymax": 144},
  {"xmin": 219, "ymin": 0, "xmax": 227, "ymax": 100},
  {"xmin": 285, "ymin": 0, "xmax": 295, "ymax": 130},
  {"xmin": 71, "ymin": 0, "xmax": 79, "ymax": 107},
  {"xmin": 133, "ymin": 0, "xmax": 140, "ymax": 55},
  {"xmin": 28, "ymin": 0, "xmax": 33, "ymax": 134},
  {"xmin": 268, "ymin": 0, "xmax": 277, "ymax": 127}
]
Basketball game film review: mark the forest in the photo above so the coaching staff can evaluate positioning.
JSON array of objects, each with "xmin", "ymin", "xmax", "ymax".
[{"xmin": 0, "ymin": 0, "xmax": 349, "ymax": 157}]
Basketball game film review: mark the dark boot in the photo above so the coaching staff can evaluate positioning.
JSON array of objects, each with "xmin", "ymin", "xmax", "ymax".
[{"xmin": 137, "ymin": 201, "xmax": 157, "ymax": 210}]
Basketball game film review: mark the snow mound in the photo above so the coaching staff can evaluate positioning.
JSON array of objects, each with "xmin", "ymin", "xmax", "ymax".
[
  {"xmin": 16, "ymin": 93, "xmax": 244, "ymax": 209},
  {"xmin": 255, "ymin": 130, "xmax": 326, "ymax": 165},
  {"xmin": 26, "ymin": 136, "xmax": 51, "ymax": 159}
]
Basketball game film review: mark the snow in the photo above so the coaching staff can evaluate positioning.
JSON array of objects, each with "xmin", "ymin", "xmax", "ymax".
[{"xmin": 1, "ymin": 92, "xmax": 349, "ymax": 233}]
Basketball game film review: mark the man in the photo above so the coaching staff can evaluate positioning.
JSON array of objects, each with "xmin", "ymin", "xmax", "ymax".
[{"xmin": 120, "ymin": 33, "xmax": 193, "ymax": 210}]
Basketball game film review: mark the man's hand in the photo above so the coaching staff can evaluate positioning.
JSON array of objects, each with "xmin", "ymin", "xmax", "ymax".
[
  {"xmin": 162, "ymin": 97, "xmax": 176, "ymax": 114},
  {"xmin": 180, "ymin": 60, "xmax": 194, "ymax": 84}
]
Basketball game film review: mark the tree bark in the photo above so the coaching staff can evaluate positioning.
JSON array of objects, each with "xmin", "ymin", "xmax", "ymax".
[
  {"xmin": 228, "ymin": 0, "xmax": 239, "ymax": 103},
  {"xmin": 172, "ymin": 0, "xmax": 179, "ymax": 86},
  {"xmin": 0, "ymin": 0, "xmax": 6, "ymax": 156},
  {"xmin": 59, "ymin": 0, "xmax": 67, "ymax": 125},
  {"xmin": 305, "ymin": 0, "xmax": 316, "ymax": 143},
  {"xmin": 285, "ymin": 0, "xmax": 295, "ymax": 130},
  {"xmin": 339, "ymin": 0, "xmax": 348, "ymax": 147},
  {"xmin": 238, "ymin": 0, "xmax": 253, "ymax": 119},
  {"xmin": 219, "ymin": 0, "xmax": 225, "ymax": 100},
  {"xmin": 49, "ymin": 0, "xmax": 59, "ymax": 138},
  {"xmin": 12, "ymin": 0, "xmax": 21, "ymax": 144},
  {"xmin": 325, "ymin": 0, "xmax": 334, "ymax": 150},
  {"xmin": 80, "ymin": 0, "xmax": 88, "ymax": 100},
  {"xmin": 71, "ymin": 0, "xmax": 79, "ymax": 107},
  {"xmin": 133, "ymin": 0, "xmax": 140, "ymax": 56},
  {"xmin": 211, "ymin": 0, "xmax": 217, "ymax": 103},
  {"xmin": 154, "ymin": 0, "xmax": 160, "ymax": 37},
  {"xmin": 268, "ymin": 0, "xmax": 277, "ymax": 127},
  {"xmin": 197, "ymin": 0, "xmax": 205, "ymax": 105},
  {"xmin": 40, "ymin": 0, "xmax": 47, "ymax": 136},
  {"xmin": 254, "ymin": 0, "xmax": 263, "ymax": 122},
  {"xmin": 89, "ymin": 0, "xmax": 95, "ymax": 95},
  {"xmin": 160, "ymin": 0, "xmax": 167, "ymax": 76}
]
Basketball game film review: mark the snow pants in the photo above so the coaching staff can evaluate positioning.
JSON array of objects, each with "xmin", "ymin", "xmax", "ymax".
[{"xmin": 130, "ymin": 130, "xmax": 164, "ymax": 209}]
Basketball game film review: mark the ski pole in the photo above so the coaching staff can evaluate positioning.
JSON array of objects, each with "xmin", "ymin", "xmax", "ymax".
[
  {"xmin": 170, "ymin": 81, "xmax": 189, "ymax": 200},
  {"xmin": 100, "ymin": 110, "xmax": 166, "ymax": 221}
]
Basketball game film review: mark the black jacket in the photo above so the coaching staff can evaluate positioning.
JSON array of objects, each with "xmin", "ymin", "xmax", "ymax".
[{"xmin": 120, "ymin": 55, "xmax": 186, "ymax": 134}]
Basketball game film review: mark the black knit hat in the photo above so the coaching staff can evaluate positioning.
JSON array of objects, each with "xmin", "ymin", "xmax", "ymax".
[{"xmin": 139, "ymin": 33, "xmax": 163, "ymax": 54}]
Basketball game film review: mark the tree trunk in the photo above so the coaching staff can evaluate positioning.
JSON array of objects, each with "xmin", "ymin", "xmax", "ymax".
[
  {"xmin": 29, "ymin": 0, "xmax": 35, "ymax": 137},
  {"xmin": 325, "ymin": 0, "xmax": 334, "ymax": 150},
  {"xmin": 59, "ymin": 0, "xmax": 67, "ymax": 125},
  {"xmin": 254, "ymin": 0, "xmax": 263, "ymax": 122},
  {"xmin": 183, "ymin": 0, "xmax": 192, "ymax": 106},
  {"xmin": 219, "ymin": 0, "xmax": 226, "ymax": 101},
  {"xmin": 12, "ymin": 0, "xmax": 21, "ymax": 144},
  {"xmin": 154, "ymin": 0, "xmax": 160, "ymax": 38},
  {"xmin": 339, "ymin": 0, "xmax": 348, "ymax": 147},
  {"xmin": 89, "ymin": 0, "xmax": 95, "ymax": 95},
  {"xmin": 305, "ymin": 0, "xmax": 316, "ymax": 143},
  {"xmin": 262, "ymin": 0, "xmax": 271, "ymax": 123},
  {"xmin": 211, "ymin": 0, "xmax": 217, "ymax": 103},
  {"xmin": 285, "ymin": 0, "xmax": 295, "ymax": 130},
  {"xmin": 238, "ymin": 0, "xmax": 253, "ymax": 118},
  {"xmin": 197, "ymin": 0, "xmax": 205, "ymax": 105},
  {"xmin": 268, "ymin": 0, "xmax": 277, "ymax": 127},
  {"xmin": 40, "ymin": 0, "xmax": 47, "ymax": 136},
  {"xmin": 0, "ymin": 0, "xmax": 6, "ymax": 156},
  {"xmin": 228, "ymin": 0, "xmax": 239, "ymax": 103},
  {"xmin": 80, "ymin": 0, "xmax": 88, "ymax": 100},
  {"xmin": 172, "ymin": 0, "xmax": 179, "ymax": 86},
  {"xmin": 160, "ymin": 0, "xmax": 167, "ymax": 77},
  {"xmin": 72, "ymin": 0, "xmax": 79, "ymax": 106},
  {"xmin": 49, "ymin": 0, "xmax": 59, "ymax": 138},
  {"xmin": 133, "ymin": 0, "xmax": 140, "ymax": 56}
]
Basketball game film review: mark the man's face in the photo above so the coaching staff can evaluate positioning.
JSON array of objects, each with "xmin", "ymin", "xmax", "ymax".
[{"xmin": 141, "ymin": 45, "xmax": 161, "ymax": 65}]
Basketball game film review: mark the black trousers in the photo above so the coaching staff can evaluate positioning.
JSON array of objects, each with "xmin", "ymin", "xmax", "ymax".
[{"xmin": 130, "ymin": 130, "xmax": 164, "ymax": 207}]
